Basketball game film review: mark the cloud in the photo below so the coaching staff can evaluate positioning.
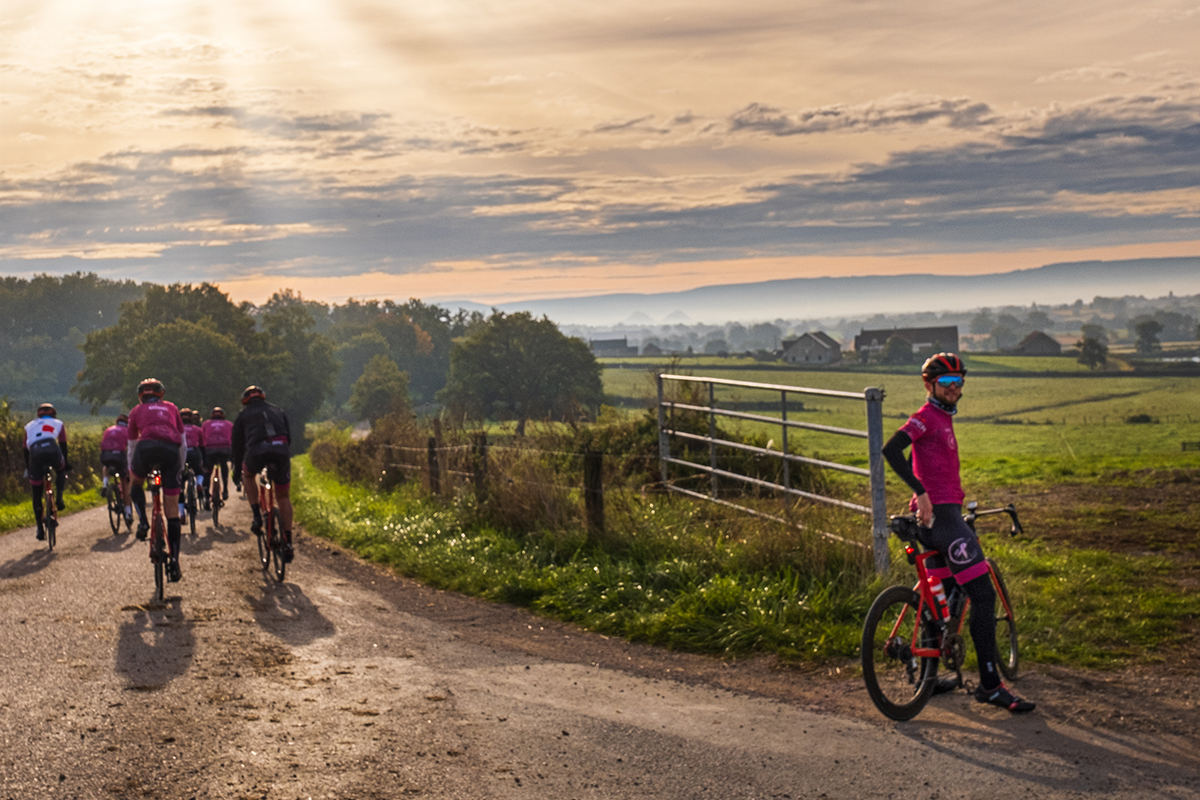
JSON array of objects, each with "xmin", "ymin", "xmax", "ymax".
[{"xmin": 728, "ymin": 94, "xmax": 997, "ymax": 136}]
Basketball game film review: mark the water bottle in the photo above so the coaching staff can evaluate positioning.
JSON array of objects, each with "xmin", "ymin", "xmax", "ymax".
[{"xmin": 928, "ymin": 575, "xmax": 950, "ymax": 622}]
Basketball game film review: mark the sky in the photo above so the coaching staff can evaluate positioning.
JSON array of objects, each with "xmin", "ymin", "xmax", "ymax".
[{"xmin": 2, "ymin": 0, "xmax": 1199, "ymax": 308}]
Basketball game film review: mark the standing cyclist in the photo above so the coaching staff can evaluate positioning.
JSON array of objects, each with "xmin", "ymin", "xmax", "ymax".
[
  {"xmin": 23, "ymin": 403, "xmax": 69, "ymax": 542},
  {"xmin": 232, "ymin": 385, "xmax": 295, "ymax": 563},
  {"xmin": 202, "ymin": 407, "xmax": 234, "ymax": 502},
  {"xmin": 127, "ymin": 378, "xmax": 186, "ymax": 583},
  {"xmin": 881, "ymin": 353, "xmax": 1035, "ymax": 713},
  {"xmin": 100, "ymin": 413, "xmax": 134, "ymax": 526}
]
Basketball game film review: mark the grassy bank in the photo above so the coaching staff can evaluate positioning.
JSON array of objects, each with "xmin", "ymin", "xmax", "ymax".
[
  {"xmin": 293, "ymin": 456, "xmax": 1198, "ymax": 669},
  {"xmin": 0, "ymin": 487, "xmax": 105, "ymax": 536}
]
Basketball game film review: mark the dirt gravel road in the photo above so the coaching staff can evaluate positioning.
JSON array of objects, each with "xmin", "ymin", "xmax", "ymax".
[{"xmin": 2, "ymin": 496, "xmax": 1197, "ymax": 799}]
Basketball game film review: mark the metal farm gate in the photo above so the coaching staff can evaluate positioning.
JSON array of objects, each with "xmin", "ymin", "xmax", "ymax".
[{"xmin": 656, "ymin": 374, "xmax": 890, "ymax": 571}]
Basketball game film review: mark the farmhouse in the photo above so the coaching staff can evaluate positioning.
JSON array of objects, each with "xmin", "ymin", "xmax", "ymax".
[
  {"xmin": 1012, "ymin": 330, "xmax": 1062, "ymax": 356},
  {"xmin": 589, "ymin": 337, "xmax": 638, "ymax": 356},
  {"xmin": 781, "ymin": 332, "xmax": 842, "ymax": 365},
  {"xmin": 854, "ymin": 325, "xmax": 959, "ymax": 355}
]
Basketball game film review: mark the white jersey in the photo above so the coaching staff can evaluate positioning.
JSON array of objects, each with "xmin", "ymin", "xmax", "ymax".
[{"xmin": 25, "ymin": 416, "xmax": 66, "ymax": 449}]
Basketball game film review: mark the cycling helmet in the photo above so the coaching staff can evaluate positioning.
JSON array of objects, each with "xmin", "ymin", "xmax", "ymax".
[
  {"xmin": 211, "ymin": 407, "xmax": 225, "ymax": 419},
  {"xmin": 241, "ymin": 385, "xmax": 266, "ymax": 404},
  {"xmin": 137, "ymin": 378, "xmax": 165, "ymax": 400},
  {"xmin": 180, "ymin": 407, "xmax": 193, "ymax": 417},
  {"xmin": 37, "ymin": 403, "xmax": 57, "ymax": 418},
  {"xmin": 921, "ymin": 352, "xmax": 967, "ymax": 379},
  {"xmin": 116, "ymin": 413, "xmax": 129, "ymax": 425}
]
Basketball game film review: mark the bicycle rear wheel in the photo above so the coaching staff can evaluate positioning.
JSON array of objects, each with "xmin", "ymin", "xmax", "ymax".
[
  {"xmin": 107, "ymin": 488, "xmax": 122, "ymax": 535},
  {"xmin": 862, "ymin": 585, "xmax": 939, "ymax": 721},
  {"xmin": 152, "ymin": 524, "xmax": 166, "ymax": 602},
  {"xmin": 186, "ymin": 479, "xmax": 198, "ymax": 536},
  {"xmin": 987, "ymin": 558, "xmax": 1019, "ymax": 680},
  {"xmin": 44, "ymin": 487, "xmax": 57, "ymax": 551},
  {"xmin": 270, "ymin": 509, "xmax": 286, "ymax": 582}
]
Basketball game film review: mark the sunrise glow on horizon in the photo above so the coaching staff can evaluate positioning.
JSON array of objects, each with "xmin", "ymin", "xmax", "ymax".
[{"xmin": 3, "ymin": 0, "xmax": 1199, "ymax": 307}]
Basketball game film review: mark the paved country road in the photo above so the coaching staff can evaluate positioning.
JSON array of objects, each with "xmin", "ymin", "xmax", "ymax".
[{"xmin": 2, "ymin": 497, "xmax": 1197, "ymax": 799}]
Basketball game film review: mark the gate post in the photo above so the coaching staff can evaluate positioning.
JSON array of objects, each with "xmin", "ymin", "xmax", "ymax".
[
  {"xmin": 865, "ymin": 387, "xmax": 889, "ymax": 572},
  {"xmin": 657, "ymin": 374, "xmax": 668, "ymax": 486},
  {"xmin": 584, "ymin": 450, "xmax": 605, "ymax": 539}
]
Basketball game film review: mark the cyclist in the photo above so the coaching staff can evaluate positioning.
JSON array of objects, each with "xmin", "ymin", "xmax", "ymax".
[
  {"xmin": 201, "ymin": 406, "xmax": 234, "ymax": 502},
  {"xmin": 181, "ymin": 408, "xmax": 208, "ymax": 512},
  {"xmin": 22, "ymin": 403, "xmax": 69, "ymax": 542},
  {"xmin": 231, "ymin": 385, "xmax": 294, "ymax": 563},
  {"xmin": 881, "ymin": 353, "xmax": 1035, "ymax": 713},
  {"xmin": 100, "ymin": 413, "xmax": 134, "ymax": 526},
  {"xmin": 127, "ymin": 378, "xmax": 186, "ymax": 583}
]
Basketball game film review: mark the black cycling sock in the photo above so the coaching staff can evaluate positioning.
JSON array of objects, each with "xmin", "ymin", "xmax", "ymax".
[
  {"xmin": 56, "ymin": 471, "xmax": 66, "ymax": 502},
  {"xmin": 251, "ymin": 503, "xmax": 262, "ymax": 523},
  {"xmin": 32, "ymin": 490, "xmax": 43, "ymax": 524},
  {"xmin": 167, "ymin": 517, "xmax": 182, "ymax": 559},
  {"xmin": 963, "ymin": 572, "xmax": 1002, "ymax": 690},
  {"xmin": 132, "ymin": 485, "xmax": 148, "ymax": 523}
]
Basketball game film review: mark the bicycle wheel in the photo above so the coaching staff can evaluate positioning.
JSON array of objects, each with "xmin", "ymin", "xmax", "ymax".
[
  {"xmin": 186, "ymin": 479, "xmax": 197, "ymax": 536},
  {"xmin": 270, "ymin": 508, "xmax": 286, "ymax": 582},
  {"xmin": 44, "ymin": 487, "xmax": 57, "ymax": 551},
  {"xmin": 211, "ymin": 492, "xmax": 221, "ymax": 526},
  {"xmin": 152, "ymin": 523, "xmax": 166, "ymax": 602},
  {"xmin": 987, "ymin": 558, "xmax": 1019, "ymax": 680},
  {"xmin": 862, "ymin": 585, "xmax": 939, "ymax": 721},
  {"xmin": 107, "ymin": 487, "xmax": 122, "ymax": 535},
  {"xmin": 256, "ymin": 526, "xmax": 271, "ymax": 571}
]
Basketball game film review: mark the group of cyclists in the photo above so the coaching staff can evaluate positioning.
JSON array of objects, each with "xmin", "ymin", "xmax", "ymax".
[{"xmin": 22, "ymin": 380, "xmax": 296, "ymax": 585}]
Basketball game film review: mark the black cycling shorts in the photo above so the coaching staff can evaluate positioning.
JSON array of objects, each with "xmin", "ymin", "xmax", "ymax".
[
  {"xmin": 185, "ymin": 448, "xmax": 203, "ymax": 475},
  {"xmin": 206, "ymin": 446, "xmax": 232, "ymax": 464},
  {"xmin": 28, "ymin": 439, "xmax": 65, "ymax": 486},
  {"xmin": 918, "ymin": 503, "xmax": 991, "ymax": 585},
  {"xmin": 101, "ymin": 449, "xmax": 127, "ymax": 474},
  {"xmin": 244, "ymin": 441, "xmax": 291, "ymax": 487},
  {"xmin": 131, "ymin": 440, "xmax": 181, "ymax": 493}
]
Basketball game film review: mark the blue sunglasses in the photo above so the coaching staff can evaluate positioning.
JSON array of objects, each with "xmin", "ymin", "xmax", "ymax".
[{"xmin": 935, "ymin": 375, "xmax": 964, "ymax": 388}]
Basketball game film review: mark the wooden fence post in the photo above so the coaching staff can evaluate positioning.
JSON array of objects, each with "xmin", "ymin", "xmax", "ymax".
[
  {"xmin": 584, "ymin": 450, "xmax": 604, "ymax": 539},
  {"xmin": 473, "ymin": 432, "xmax": 488, "ymax": 502},
  {"xmin": 432, "ymin": 417, "xmax": 445, "ymax": 495},
  {"xmin": 427, "ymin": 436, "xmax": 440, "ymax": 495}
]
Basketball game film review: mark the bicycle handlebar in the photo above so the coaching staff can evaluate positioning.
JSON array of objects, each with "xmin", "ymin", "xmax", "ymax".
[{"xmin": 889, "ymin": 502, "xmax": 1023, "ymax": 544}]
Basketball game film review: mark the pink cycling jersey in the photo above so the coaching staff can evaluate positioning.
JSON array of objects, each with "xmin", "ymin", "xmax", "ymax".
[
  {"xmin": 127, "ymin": 400, "xmax": 184, "ymax": 445},
  {"xmin": 184, "ymin": 424, "xmax": 203, "ymax": 448},
  {"xmin": 898, "ymin": 400, "xmax": 964, "ymax": 507},
  {"xmin": 100, "ymin": 424, "xmax": 129, "ymax": 451},
  {"xmin": 201, "ymin": 418, "xmax": 233, "ymax": 447}
]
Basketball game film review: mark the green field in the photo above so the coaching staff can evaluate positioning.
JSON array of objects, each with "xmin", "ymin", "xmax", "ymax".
[{"xmin": 604, "ymin": 364, "xmax": 1200, "ymax": 483}]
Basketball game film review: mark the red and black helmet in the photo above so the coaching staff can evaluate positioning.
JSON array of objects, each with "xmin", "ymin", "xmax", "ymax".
[
  {"xmin": 241, "ymin": 385, "xmax": 266, "ymax": 404},
  {"xmin": 211, "ymin": 407, "xmax": 225, "ymax": 419},
  {"xmin": 36, "ymin": 402, "xmax": 57, "ymax": 418},
  {"xmin": 137, "ymin": 378, "xmax": 165, "ymax": 400},
  {"xmin": 921, "ymin": 352, "xmax": 967, "ymax": 379}
]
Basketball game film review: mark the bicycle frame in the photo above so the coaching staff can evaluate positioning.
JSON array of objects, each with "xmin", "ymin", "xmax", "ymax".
[
  {"xmin": 42, "ymin": 466, "xmax": 58, "ymax": 549},
  {"xmin": 890, "ymin": 544, "xmax": 1014, "ymax": 662}
]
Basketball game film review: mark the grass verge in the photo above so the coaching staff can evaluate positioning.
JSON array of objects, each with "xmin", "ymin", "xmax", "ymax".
[
  {"xmin": 294, "ymin": 456, "xmax": 1198, "ymax": 669},
  {"xmin": 0, "ymin": 488, "xmax": 105, "ymax": 536}
]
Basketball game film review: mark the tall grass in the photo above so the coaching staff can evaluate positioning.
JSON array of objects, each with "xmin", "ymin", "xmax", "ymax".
[{"xmin": 294, "ymin": 455, "xmax": 1200, "ymax": 668}]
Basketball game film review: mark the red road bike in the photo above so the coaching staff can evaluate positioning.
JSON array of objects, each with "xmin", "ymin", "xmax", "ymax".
[
  {"xmin": 209, "ymin": 460, "xmax": 224, "ymax": 526},
  {"xmin": 254, "ymin": 466, "xmax": 287, "ymax": 582},
  {"xmin": 861, "ymin": 503, "xmax": 1021, "ymax": 721},
  {"xmin": 147, "ymin": 469, "xmax": 168, "ymax": 602}
]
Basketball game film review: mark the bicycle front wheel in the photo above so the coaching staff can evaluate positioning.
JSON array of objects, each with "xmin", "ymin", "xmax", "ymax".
[
  {"xmin": 987, "ymin": 558, "xmax": 1019, "ymax": 680},
  {"xmin": 862, "ymin": 586, "xmax": 939, "ymax": 721},
  {"xmin": 186, "ymin": 481, "xmax": 197, "ymax": 536},
  {"xmin": 152, "ymin": 535, "xmax": 166, "ymax": 602}
]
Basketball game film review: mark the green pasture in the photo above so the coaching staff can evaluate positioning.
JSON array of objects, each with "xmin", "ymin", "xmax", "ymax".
[{"xmin": 604, "ymin": 365, "xmax": 1200, "ymax": 485}]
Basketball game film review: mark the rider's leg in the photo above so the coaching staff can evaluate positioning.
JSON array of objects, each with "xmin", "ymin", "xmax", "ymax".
[
  {"xmin": 131, "ymin": 479, "xmax": 148, "ymax": 525},
  {"xmin": 30, "ymin": 482, "xmax": 45, "ymax": 538},
  {"xmin": 276, "ymin": 484, "xmax": 294, "ymax": 541},
  {"xmin": 242, "ymin": 465, "xmax": 264, "ymax": 530},
  {"xmin": 959, "ymin": 570, "xmax": 1001, "ymax": 690},
  {"xmin": 54, "ymin": 468, "xmax": 66, "ymax": 510}
]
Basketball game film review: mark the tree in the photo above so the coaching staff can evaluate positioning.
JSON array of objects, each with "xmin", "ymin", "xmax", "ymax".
[
  {"xmin": 969, "ymin": 310, "xmax": 994, "ymax": 335},
  {"xmin": 258, "ymin": 292, "xmax": 339, "ymax": 440},
  {"xmin": 122, "ymin": 320, "xmax": 252, "ymax": 411},
  {"xmin": 881, "ymin": 335, "xmax": 914, "ymax": 365},
  {"xmin": 349, "ymin": 354, "xmax": 410, "ymax": 423},
  {"xmin": 439, "ymin": 311, "xmax": 602, "ymax": 435},
  {"xmin": 1080, "ymin": 323, "xmax": 1107, "ymax": 343},
  {"xmin": 1077, "ymin": 337, "xmax": 1108, "ymax": 371},
  {"xmin": 1134, "ymin": 319, "xmax": 1163, "ymax": 355},
  {"xmin": 333, "ymin": 331, "xmax": 391, "ymax": 407},
  {"xmin": 990, "ymin": 324, "xmax": 1020, "ymax": 351}
]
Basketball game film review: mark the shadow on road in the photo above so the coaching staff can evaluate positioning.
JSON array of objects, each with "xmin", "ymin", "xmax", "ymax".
[
  {"xmin": 114, "ymin": 597, "xmax": 196, "ymax": 691},
  {"xmin": 896, "ymin": 701, "xmax": 1200, "ymax": 793},
  {"xmin": 0, "ymin": 546, "xmax": 55, "ymax": 578},
  {"xmin": 246, "ymin": 582, "xmax": 336, "ymax": 646},
  {"xmin": 91, "ymin": 530, "xmax": 136, "ymax": 553}
]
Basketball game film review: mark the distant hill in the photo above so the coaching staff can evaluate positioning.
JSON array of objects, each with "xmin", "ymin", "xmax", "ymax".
[{"xmin": 442, "ymin": 256, "xmax": 1200, "ymax": 325}]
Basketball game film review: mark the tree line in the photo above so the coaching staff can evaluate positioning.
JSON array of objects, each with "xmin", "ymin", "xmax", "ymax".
[{"xmin": 2, "ymin": 273, "xmax": 602, "ymax": 442}]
